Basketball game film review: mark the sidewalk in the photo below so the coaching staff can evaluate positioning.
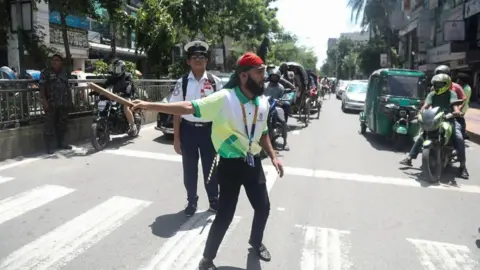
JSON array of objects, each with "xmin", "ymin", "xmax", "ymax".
[{"xmin": 466, "ymin": 105, "xmax": 480, "ymax": 145}]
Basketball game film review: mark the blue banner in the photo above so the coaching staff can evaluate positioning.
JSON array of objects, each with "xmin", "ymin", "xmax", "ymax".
[{"xmin": 49, "ymin": 11, "xmax": 89, "ymax": 30}]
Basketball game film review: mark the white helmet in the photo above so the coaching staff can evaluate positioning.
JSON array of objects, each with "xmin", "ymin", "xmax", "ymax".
[{"xmin": 434, "ymin": 65, "xmax": 450, "ymax": 75}]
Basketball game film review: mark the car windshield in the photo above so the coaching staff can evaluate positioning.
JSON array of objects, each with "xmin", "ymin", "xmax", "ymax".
[
  {"xmin": 385, "ymin": 75, "xmax": 426, "ymax": 98},
  {"xmin": 347, "ymin": 83, "xmax": 367, "ymax": 93}
]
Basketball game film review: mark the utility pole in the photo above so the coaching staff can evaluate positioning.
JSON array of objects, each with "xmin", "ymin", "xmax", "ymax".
[{"xmin": 14, "ymin": 0, "xmax": 26, "ymax": 78}]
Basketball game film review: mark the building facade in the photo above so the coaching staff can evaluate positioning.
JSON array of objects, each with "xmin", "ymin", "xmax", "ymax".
[
  {"xmin": 7, "ymin": 0, "xmax": 146, "ymax": 74},
  {"xmin": 398, "ymin": 0, "xmax": 476, "ymax": 98}
]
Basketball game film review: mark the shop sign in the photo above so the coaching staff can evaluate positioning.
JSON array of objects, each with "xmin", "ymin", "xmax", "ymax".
[
  {"xmin": 427, "ymin": 43, "xmax": 466, "ymax": 63},
  {"xmin": 50, "ymin": 24, "xmax": 88, "ymax": 48},
  {"xmin": 49, "ymin": 11, "xmax": 89, "ymax": 30},
  {"xmin": 443, "ymin": 21, "xmax": 465, "ymax": 41},
  {"xmin": 465, "ymin": 0, "xmax": 480, "ymax": 19}
]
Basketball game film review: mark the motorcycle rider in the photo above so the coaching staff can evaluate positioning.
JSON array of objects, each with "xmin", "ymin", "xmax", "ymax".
[
  {"xmin": 320, "ymin": 76, "xmax": 329, "ymax": 98},
  {"xmin": 399, "ymin": 74, "xmax": 469, "ymax": 179},
  {"xmin": 269, "ymin": 63, "xmax": 295, "ymax": 89},
  {"xmin": 103, "ymin": 59, "xmax": 137, "ymax": 133},
  {"xmin": 265, "ymin": 69, "xmax": 291, "ymax": 150}
]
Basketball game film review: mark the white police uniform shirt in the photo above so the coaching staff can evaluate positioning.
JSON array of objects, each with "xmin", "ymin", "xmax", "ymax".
[{"xmin": 170, "ymin": 71, "xmax": 223, "ymax": 123}]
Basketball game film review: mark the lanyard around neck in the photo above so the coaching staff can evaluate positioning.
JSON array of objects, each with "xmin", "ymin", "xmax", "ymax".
[{"xmin": 240, "ymin": 103, "xmax": 259, "ymax": 150}]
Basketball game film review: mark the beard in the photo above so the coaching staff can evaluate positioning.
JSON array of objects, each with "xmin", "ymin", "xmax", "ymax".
[{"xmin": 246, "ymin": 75, "xmax": 265, "ymax": 96}]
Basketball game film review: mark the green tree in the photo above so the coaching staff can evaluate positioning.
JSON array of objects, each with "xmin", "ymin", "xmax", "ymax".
[
  {"xmin": 134, "ymin": 0, "xmax": 177, "ymax": 76},
  {"xmin": 46, "ymin": 0, "xmax": 96, "ymax": 72}
]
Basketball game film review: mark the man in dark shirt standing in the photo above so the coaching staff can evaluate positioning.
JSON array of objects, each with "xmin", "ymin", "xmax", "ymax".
[{"xmin": 39, "ymin": 54, "xmax": 72, "ymax": 154}]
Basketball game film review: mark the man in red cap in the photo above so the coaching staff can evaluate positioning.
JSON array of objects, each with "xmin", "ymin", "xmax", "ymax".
[{"xmin": 132, "ymin": 52, "xmax": 284, "ymax": 269}]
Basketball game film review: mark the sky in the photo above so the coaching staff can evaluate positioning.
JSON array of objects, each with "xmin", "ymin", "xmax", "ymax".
[{"xmin": 272, "ymin": 0, "xmax": 361, "ymax": 69}]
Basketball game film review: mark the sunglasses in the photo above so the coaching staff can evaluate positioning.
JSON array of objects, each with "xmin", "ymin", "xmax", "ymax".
[{"xmin": 190, "ymin": 55, "xmax": 207, "ymax": 60}]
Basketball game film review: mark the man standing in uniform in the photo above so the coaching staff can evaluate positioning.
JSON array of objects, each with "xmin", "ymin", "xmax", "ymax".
[
  {"xmin": 39, "ymin": 54, "xmax": 72, "ymax": 154},
  {"xmin": 131, "ymin": 52, "xmax": 284, "ymax": 270},
  {"xmin": 169, "ymin": 41, "xmax": 223, "ymax": 217}
]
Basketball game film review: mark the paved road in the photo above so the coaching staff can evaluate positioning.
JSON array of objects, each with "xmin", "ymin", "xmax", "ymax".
[{"xmin": 1, "ymin": 98, "xmax": 480, "ymax": 270}]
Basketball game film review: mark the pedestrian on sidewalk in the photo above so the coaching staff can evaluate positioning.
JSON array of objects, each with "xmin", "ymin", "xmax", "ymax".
[
  {"xmin": 39, "ymin": 53, "xmax": 72, "ymax": 154},
  {"xmin": 457, "ymin": 72, "xmax": 471, "ymax": 138},
  {"xmin": 131, "ymin": 52, "xmax": 284, "ymax": 270},
  {"xmin": 169, "ymin": 40, "xmax": 223, "ymax": 217}
]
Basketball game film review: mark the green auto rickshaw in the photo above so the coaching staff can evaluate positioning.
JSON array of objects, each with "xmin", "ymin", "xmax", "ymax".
[{"xmin": 359, "ymin": 68, "xmax": 427, "ymax": 149}]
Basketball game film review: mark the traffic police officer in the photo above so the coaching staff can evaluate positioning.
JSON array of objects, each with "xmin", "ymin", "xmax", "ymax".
[
  {"xmin": 132, "ymin": 52, "xmax": 285, "ymax": 270},
  {"xmin": 169, "ymin": 40, "xmax": 223, "ymax": 217},
  {"xmin": 39, "ymin": 53, "xmax": 72, "ymax": 154}
]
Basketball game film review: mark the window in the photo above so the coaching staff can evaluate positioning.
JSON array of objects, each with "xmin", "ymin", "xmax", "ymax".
[
  {"xmin": 386, "ymin": 76, "xmax": 427, "ymax": 98},
  {"xmin": 347, "ymin": 83, "xmax": 367, "ymax": 93}
]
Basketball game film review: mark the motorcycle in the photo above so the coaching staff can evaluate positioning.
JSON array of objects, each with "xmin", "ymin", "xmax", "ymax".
[
  {"xmin": 90, "ymin": 93, "xmax": 143, "ymax": 151},
  {"xmin": 417, "ymin": 105, "xmax": 463, "ymax": 183},
  {"xmin": 266, "ymin": 89, "xmax": 293, "ymax": 150}
]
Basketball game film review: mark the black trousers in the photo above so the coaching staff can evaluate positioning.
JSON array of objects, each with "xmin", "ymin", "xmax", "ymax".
[{"xmin": 203, "ymin": 157, "xmax": 270, "ymax": 260}]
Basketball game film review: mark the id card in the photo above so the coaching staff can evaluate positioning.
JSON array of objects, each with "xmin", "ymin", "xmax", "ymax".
[{"xmin": 246, "ymin": 151, "xmax": 255, "ymax": 167}]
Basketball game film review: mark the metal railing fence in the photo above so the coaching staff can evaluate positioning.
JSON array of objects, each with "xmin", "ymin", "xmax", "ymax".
[{"xmin": 0, "ymin": 79, "xmax": 176, "ymax": 130}]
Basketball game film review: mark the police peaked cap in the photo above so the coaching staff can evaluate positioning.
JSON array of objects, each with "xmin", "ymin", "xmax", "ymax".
[{"xmin": 184, "ymin": 40, "xmax": 209, "ymax": 54}]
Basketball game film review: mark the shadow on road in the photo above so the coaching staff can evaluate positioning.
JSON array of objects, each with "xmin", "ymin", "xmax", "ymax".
[
  {"xmin": 149, "ymin": 210, "xmax": 215, "ymax": 239},
  {"xmin": 153, "ymin": 134, "xmax": 174, "ymax": 145},
  {"xmin": 217, "ymin": 248, "xmax": 262, "ymax": 270},
  {"xmin": 43, "ymin": 135, "xmax": 135, "ymax": 159},
  {"xmin": 400, "ymin": 166, "xmax": 459, "ymax": 186}
]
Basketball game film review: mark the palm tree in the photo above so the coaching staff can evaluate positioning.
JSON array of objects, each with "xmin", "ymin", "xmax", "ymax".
[
  {"xmin": 347, "ymin": 0, "xmax": 397, "ymax": 66},
  {"xmin": 342, "ymin": 52, "xmax": 358, "ymax": 79}
]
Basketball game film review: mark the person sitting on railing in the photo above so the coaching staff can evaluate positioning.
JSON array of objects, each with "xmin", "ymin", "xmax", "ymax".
[
  {"xmin": 39, "ymin": 53, "xmax": 73, "ymax": 154},
  {"xmin": 104, "ymin": 59, "xmax": 137, "ymax": 133}
]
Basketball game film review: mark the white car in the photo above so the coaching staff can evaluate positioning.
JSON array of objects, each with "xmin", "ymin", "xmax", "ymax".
[
  {"xmin": 341, "ymin": 81, "xmax": 368, "ymax": 113},
  {"xmin": 336, "ymin": 80, "xmax": 350, "ymax": 99}
]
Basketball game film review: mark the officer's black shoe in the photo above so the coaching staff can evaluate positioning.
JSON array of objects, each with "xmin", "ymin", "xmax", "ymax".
[
  {"xmin": 198, "ymin": 258, "xmax": 217, "ymax": 270},
  {"xmin": 249, "ymin": 242, "xmax": 271, "ymax": 262},
  {"xmin": 184, "ymin": 203, "xmax": 197, "ymax": 217},
  {"xmin": 208, "ymin": 200, "xmax": 218, "ymax": 213}
]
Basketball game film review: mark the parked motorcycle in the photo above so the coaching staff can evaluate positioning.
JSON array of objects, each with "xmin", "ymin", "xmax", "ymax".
[
  {"xmin": 418, "ymin": 105, "xmax": 463, "ymax": 183},
  {"xmin": 90, "ymin": 93, "xmax": 143, "ymax": 151}
]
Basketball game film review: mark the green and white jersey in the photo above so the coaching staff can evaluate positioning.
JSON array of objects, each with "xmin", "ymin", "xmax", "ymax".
[{"xmin": 191, "ymin": 87, "xmax": 269, "ymax": 158}]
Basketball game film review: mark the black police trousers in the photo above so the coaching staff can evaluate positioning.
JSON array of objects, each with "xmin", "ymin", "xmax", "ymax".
[
  {"xmin": 44, "ymin": 105, "xmax": 69, "ymax": 139},
  {"xmin": 203, "ymin": 156, "xmax": 270, "ymax": 260}
]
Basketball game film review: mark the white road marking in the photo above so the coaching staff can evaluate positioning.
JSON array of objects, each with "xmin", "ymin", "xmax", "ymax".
[
  {"xmin": 0, "ymin": 196, "xmax": 151, "ymax": 270},
  {"xmin": 285, "ymin": 166, "xmax": 480, "ymax": 194},
  {"xmin": 0, "ymin": 185, "xmax": 75, "ymax": 225},
  {"xmin": 103, "ymin": 149, "xmax": 480, "ymax": 194},
  {"xmin": 407, "ymin": 238, "xmax": 479, "ymax": 270},
  {"xmin": 140, "ymin": 211, "xmax": 241, "ymax": 270},
  {"xmin": 277, "ymin": 207, "xmax": 286, "ymax": 211},
  {"xmin": 264, "ymin": 165, "xmax": 278, "ymax": 194},
  {"xmin": 104, "ymin": 148, "xmax": 181, "ymax": 162},
  {"xmin": 295, "ymin": 225, "xmax": 352, "ymax": 270},
  {"xmin": 0, "ymin": 158, "xmax": 41, "ymax": 172},
  {"xmin": 292, "ymin": 130, "xmax": 301, "ymax": 135},
  {"xmin": 0, "ymin": 176, "xmax": 14, "ymax": 185},
  {"xmin": 104, "ymin": 149, "xmax": 279, "ymax": 193}
]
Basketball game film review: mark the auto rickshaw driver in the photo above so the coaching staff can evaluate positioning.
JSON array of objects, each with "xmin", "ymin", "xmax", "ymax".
[{"xmin": 399, "ymin": 73, "xmax": 469, "ymax": 179}]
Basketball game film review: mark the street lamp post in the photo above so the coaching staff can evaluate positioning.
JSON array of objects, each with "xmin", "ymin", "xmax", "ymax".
[{"xmin": 10, "ymin": 0, "xmax": 33, "ymax": 78}]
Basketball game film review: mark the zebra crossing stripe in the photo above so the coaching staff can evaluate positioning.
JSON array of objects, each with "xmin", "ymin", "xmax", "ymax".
[
  {"xmin": 0, "ymin": 196, "xmax": 151, "ymax": 270},
  {"xmin": 140, "ymin": 211, "xmax": 241, "ymax": 270},
  {"xmin": 407, "ymin": 238, "xmax": 479, "ymax": 270},
  {"xmin": 0, "ymin": 176, "xmax": 14, "ymax": 185},
  {"xmin": 0, "ymin": 185, "xmax": 74, "ymax": 225},
  {"xmin": 296, "ymin": 225, "xmax": 352, "ymax": 270}
]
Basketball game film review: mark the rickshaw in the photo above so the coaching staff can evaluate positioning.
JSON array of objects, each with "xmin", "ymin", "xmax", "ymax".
[
  {"xmin": 359, "ymin": 68, "xmax": 427, "ymax": 149},
  {"xmin": 283, "ymin": 62, "xmax": 310, "ymax": 126}
]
